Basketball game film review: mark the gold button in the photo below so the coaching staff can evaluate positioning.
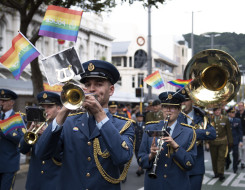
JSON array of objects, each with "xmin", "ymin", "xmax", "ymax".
[
  {"xmin": 87, "ymin": 141, "xmax": 92, "ymax": 146},
  {"xmin": 165, "ymin": 154, "xmax": 168, "ymax": 157},
  {"xmin": 42, "ymin": 161, "xmax": 45, "ymax": 164},
  {"xmin": 86, "ymin": 173, "xmax": 90, "ymax": 177},
  {"xmin": 164, "ymin": 174, "xmax": 167, "ymax": 178},
  {"xmin": 87, "ymin": 157, "xmax": 91, "ymax": 161},
  {"xmin": 164, "ymin": 164, "xmax": 167, "ymax": 167},
  {"xmin": 41, "ymin": 171, "xmax": 44, "ymax": 174}
]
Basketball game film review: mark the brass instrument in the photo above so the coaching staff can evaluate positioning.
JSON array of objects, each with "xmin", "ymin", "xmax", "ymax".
[
  {"xmin": 60, "ymin": 82, "xmax": 95, "ymax": 110},
  {"xmin": 24, "ymin": 121, "xmax": 47, "ymax": 145},
  {"xmin": 148, "ymin": 115, "xmax": 170, "ymax": 179},
  {"xmin": 183, "ymin": 49, "xmax": 241, "ymax": 108}
]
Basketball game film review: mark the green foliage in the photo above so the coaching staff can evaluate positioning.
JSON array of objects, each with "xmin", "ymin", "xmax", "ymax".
[{"xmin": 183, "ymin": 32, "xmax": 245, "ymax": 66}]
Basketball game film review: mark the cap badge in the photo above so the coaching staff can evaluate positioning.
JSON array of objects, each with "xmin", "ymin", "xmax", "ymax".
[
  {"xmin": 168, "ymin": 94, "xmax": 173, "ymax": 99},
  {"xmin": 182, "ymin": 89, "xmax": 185, "ymax": 94},
  {"xmin": 43, "ymin": 93, "xmax": 48, "ymax": 99},
  {"xmin": 112, "ymin": 101, "xmax": 115, "ymax": 105},
  {"xmin": 1, "ymin": 90, "xmax": 4, "ymax": 95},
  {"xmin": 88, "ymin": 63, "xmax": 95, "ymax": 71}
]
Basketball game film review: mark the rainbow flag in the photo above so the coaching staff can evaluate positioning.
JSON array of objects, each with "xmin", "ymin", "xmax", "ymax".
[
  {"xmin": 168, "ymin": 79, "xmax": 192, "ymax": 88},
  {"xmin": 143, "ymin": 71, "xmax": 164, "ymax": 89},
  {"xmin": 39, "ymin": 5, "xmax": 83, "ymax": 42},
  {"xmin": 0, "ymin": 114, "xmax": 24, "ymax": 135},
  {"xmin": 0, "ymin": 33, "xmax": 40, "ymax": 80}
]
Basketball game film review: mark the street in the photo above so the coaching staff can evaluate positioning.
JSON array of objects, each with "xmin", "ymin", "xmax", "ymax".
[{"xmin": 14, "ymin": 150, "xmax": 245, "ymax": 190}]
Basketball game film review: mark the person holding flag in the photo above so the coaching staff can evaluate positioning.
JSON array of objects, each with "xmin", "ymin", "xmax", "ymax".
[{"xmin": 0, "ymin": 88, "xmax": 25, "ymax": 190}]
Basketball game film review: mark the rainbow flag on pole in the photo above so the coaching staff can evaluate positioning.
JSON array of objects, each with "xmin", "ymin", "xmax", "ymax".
[
  {"xmin": 0, "ymin": 114, "xmax": 25, "ymax": 135},
  {"xmin": 39, "ymin": 5, "xmax": 83, "ymax": 42},
  {"xmin": 143, "ymin": 71, "xmax": 165, "ymax": 89},
  {"xmin": 0, "ymin": 32, "xmax": 40, "ymax": 80},
  {"xmin": 168, "ymin": 79, "xmax": 192, "ymax": 88}
]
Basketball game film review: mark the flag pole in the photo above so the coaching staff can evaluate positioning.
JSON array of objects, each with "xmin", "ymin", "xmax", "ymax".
[{"xmin": 18, "ymin": 31, "xmax": 45, "ymax": 58}]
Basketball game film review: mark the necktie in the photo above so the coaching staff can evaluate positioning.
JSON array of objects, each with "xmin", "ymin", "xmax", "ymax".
[
  {"xmin": 166, "ymin": 127, "xmax": 171, "ymax": 134},
  {"xmin": 88, "ymin": 116, "xmax": 96, "ymax": 135},
  {"xmin": 1, "ymin": 112, "xmax": 5, "ymax": 120},
  {"xmin": 184, "ymin": 116, "xmax": 188, "ymax": 124}
]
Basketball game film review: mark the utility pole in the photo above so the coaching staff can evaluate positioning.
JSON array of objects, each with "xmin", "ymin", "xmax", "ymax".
[{"xmin": 147, "ymin": 4, "xmax": 152, "ymax": 100}]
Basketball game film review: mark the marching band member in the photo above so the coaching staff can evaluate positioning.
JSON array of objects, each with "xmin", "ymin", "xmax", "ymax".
[
  {"xmin": 0, "ymin": 89, "xmax": 25, "ymax": 190},
  {"xmin": 178, "ymin": 89, "xmax": 216, "ymax": 190},
  {"xmin": 138, "ymin": 91, "xmax": 197, "ymax": 190},
  {"xmin": 19, "ymin": 91, "xmax": 62, "ymax": 190},
  {"xmin": 36, "ymin": 60, "xmax": 135, "ymax": 190}
]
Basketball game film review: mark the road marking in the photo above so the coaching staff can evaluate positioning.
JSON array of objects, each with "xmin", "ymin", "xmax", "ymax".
[{"xmin": 137, "ymin": 187, "xmax": 144, "ymax": 190}]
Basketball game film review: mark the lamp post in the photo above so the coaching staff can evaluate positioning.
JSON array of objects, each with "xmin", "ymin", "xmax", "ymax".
[
  {"xmin": 202, "ymin": 33, "xmax": 221, "ymax": 49},
  {"xmin": 190, "ymin": 11, "xmax": 201, "ymax": 56},
  {"xmin": 147, "ymin": 4, "xmax": 152, "ymax": 100}
]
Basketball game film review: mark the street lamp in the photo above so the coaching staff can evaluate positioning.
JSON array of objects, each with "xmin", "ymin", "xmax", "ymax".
[
  {"xmin": 202, "ymin": 32, "xmax": 221, "ymax": 49},
  {"xmin": 191, "ymin": 11, "xmax": 201, "ymax": 56}
]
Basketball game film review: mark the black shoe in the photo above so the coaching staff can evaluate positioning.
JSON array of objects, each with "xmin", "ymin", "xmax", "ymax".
[
  {"xmin": 241, "ymin": 163, "xmax": 245, "ymax": 169},
  {"xmin": 219, "ymin": 175, "xmax": 225, "ymax": 181},
  {"xmin": 234, "ymin": 169, "xmax": 237, "ymax": 174},
  {"xmin": 136, "ymin": 170, "xmax": 141, "ymax": 176},
  {"xmin": 212, "ymin": 174, "xmax": 219, "ymax": 178},
  {"xmin": 140, "ymin": 169, "xmax": 144, "ymax": 175}
]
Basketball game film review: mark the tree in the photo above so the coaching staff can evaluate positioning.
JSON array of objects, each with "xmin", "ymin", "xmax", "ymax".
[{"xmin": 0, "ymin": 0, "xmax": 166, "ymax": 97}]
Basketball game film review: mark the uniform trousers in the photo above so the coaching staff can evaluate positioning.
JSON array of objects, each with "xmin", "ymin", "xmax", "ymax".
[
  {"xmin": 0, "ymin": 172, "xmax": 16, "ymax": 190},
  {"xmin": 210, "ymin": 144, "xmax": 227, "ymax": 175}
]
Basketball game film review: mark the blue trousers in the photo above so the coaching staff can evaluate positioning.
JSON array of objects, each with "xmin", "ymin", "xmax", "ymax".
[{"xmin": 0, "ymin": 172, "xmax": 16, "ymax": 190}]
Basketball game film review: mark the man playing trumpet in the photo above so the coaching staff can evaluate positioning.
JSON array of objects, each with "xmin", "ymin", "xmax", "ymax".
[
  {"xmin": 138, "ymin": 91, "xmax": 197, "ymax": 190},
  {"xmin": 36, "ymin": 60, "xmax": 135, "ymax": 190},
  {"xmin": 19, "ymin": 91, "xmax": 62, "ymax": 190}
]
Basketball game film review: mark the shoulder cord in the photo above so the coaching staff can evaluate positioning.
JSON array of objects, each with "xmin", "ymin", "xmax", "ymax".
[{"xmin": 93, "ymin": 120, "xmax": 135, "ymax": 184}]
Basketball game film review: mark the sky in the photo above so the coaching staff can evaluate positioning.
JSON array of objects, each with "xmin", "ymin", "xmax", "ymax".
[{"xmin": 102, "ymin": 0, "xmax": 245, "ymax": 58}]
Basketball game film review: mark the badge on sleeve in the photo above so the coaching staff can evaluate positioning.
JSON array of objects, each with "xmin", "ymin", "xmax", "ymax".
[
  {"xmin": 186, "ymin": 161, "xmax": 192, "ymax": 167},
  {"xmin": 122, "ymin": 141, "xmax": 129, "ymax": 150}
]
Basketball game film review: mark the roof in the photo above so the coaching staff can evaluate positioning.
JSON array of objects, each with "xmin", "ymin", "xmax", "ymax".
[
  {"xmin": 153, "ymin": 50, "xmax": 179, "ymax": 66},
  {"xmin": 112, "ymin": 41, "xmax": 131, "ymax": 55}
]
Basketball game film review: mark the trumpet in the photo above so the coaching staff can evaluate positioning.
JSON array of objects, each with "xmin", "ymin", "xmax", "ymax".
[
  {"xmin": 24, "ymin": 121, "xmax": 47, "ymax": 145},
  {"xmin": 148, "ymin": 115, "xmax": 170, "ymax": 179},
  {"xmin": 61, "ymin": 82, "xmax": 96, "ymax": 110}
]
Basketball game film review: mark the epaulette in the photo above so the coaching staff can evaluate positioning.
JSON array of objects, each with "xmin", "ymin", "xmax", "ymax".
[
  {"xmin": 68, "ymin": 112, "xmax": 85, "ymax": 117},
  {"xmin": 145, "ymin": 121, "xmax": 161, "ymax": 125},
  {"xmin": 180, "ymin": 123, "xmax": 196, "ymax": 129},
  {"xmin": 16, "ymin": 112, "xmax": 26, "ymax": 116},
  {"xmin": 113, "ymin": 115, "xmax": 135, "ymax": 123}
]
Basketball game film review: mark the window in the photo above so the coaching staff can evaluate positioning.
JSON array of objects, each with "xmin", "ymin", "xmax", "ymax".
[
  {"xmin": 154, "ymin": 60, "xmax": 173, "ymax": 73},
  {"xmin": 129, "ymin": 57, "xmax": 132, "ymax": 67},
  {"xmin": 112, "ymin": 57, "xmax": 121, "ymax": 66},
  {"xmin": 0, "ymin": 19, "xmax": 5, "ymax": 53},
  {"xmin": 132, "ymin": 75, "xmax": 135, "ymax": 88},
  {"xmin": 117, "ymin": 76, "xmax": 122, "ymax": 86},
  {"xmin": 138, "ymin": 73, "xmax": 144, "ymax": 87},
  {"xmin": 134, "ymin": 50, "xmax": 147, "ymax": 68},
  {"xmin": 182, "ymin": 48, "xmax": 185, "ymax": 57},
  {"xmin": 123, "ymin": 57, "xmax": 127, "ymax": 67}
]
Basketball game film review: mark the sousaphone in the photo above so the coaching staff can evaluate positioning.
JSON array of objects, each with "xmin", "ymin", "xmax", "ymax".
[{"xmin": 183, "ymin": 49, "xmax": 241, "ymax": 108}]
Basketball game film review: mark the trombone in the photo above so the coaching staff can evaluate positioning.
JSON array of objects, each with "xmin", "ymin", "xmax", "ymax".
[{"xmin": 24, "ymin": 120, "xmax": 48, "ymax": 145}]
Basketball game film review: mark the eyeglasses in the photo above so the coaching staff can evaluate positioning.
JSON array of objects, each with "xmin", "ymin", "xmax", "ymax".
[{"xmin": 162, "ymin": 106, "xmax": 179, "ymax": 112}]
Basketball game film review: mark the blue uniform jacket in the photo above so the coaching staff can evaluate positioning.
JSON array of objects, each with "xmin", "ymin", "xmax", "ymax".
[
  {"xmin": 178, "ymin": 109, "xmax": 216, "ymax": 176},
  {"xmin": 36, "ymin": 112, "xmax": 134, "ymax": 190},
  {"xmin": 138, "ymin": 120, "xmax": 197, "ymax": 190},
  {"xmin": 0, "ymin": 110, "xmax": 24, "ymax": 173},
  {"xmin": 230, "ymin": 117, "xmax": 243, "ymax": 145},
  {"xmin": 19, "ymin": 137, "xmax": 61, "ymax": 190}
]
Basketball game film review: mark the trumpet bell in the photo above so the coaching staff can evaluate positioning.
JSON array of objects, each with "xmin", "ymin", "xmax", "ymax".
[
  {"xmin": 61, "ymin": 83, "xmax": 85, "ymax": 110},
  {"xmin": 184, "ymin": 49, "xmax": 241, "ymax": 108},
  {"xmin": 24, "ymin": 132, "xmax": 38, "ymax": 145}
]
